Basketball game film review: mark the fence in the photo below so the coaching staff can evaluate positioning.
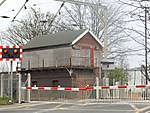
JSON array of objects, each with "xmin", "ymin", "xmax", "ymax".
[
  {"xmin": 21, "ymin": 85, "xmax": 150, "ymax": 103},
  {"xmin": 0, "ymin": 73, "xmax": 149, "ymax": 103},
  {"xmin": 23, "ymin": 57, "xmax": 99, "ymax": 69},
  {"xmin": 0, "ymin": 73, "xmax": 18, "ymax": 101}
]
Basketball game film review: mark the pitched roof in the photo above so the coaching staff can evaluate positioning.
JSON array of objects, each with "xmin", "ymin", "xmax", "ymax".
[{"xmin": 23, "ymin": 29, "xmax": 102, "ymax": 50}]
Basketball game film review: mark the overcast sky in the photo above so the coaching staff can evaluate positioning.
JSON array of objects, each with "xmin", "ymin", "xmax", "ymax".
[{"xmin": 0, "ymin": 0, "xmax": 62, "ymax": 30}]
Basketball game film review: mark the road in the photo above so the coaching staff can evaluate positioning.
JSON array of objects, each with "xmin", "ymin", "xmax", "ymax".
[{"xmin": 0, "ymin": 101, "xmax": 150, "ymax": 113}]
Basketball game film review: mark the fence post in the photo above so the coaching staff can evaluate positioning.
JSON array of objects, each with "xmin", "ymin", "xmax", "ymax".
[
  {"xmin": 0, "ymin": 74, "xmax": 4, "ymax": 97},
  {"xmin": 27, "ymin": 73, "xmax": 31, "ymax": 103},
  {"xmin": 96, "ymin": 77, "xmax": 99, "ymax": 100},
  {"xmin": 18, "ymin": 73, "xmax": 22, "ymax": 104}
]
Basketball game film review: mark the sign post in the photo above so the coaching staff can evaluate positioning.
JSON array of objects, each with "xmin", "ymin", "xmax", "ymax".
[
  {"xmin": 16, "ymin": 61, "xmax": 22, "ymax": 104},
  {"xmin": 10, "ymin": 60, "xmax": 13, "ymax": 102},
  {"xmin": 18, "ymin": 72, "xmax": 21, "ymax": 104},
  {"xmin": 0, "ymin": 45, "xmax": 23, "ymax": 102},
  {"xmin": 27, "ymin": 73, "xmax": 31, "ymax": 103}
]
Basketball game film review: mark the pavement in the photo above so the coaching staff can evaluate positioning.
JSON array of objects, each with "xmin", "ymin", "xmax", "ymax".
[{"xmin": 0, "ymin": 100, "xmax": 150, "ymax": 113}]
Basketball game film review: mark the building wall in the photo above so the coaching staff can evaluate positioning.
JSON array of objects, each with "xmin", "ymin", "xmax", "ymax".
[
  {"xmin": 22, "ymin": 32, "xmax": 102, "ymax": 86},
  {"xmin": 73, "ymin": 69, "xmax": 96, "ymax": 87},
  {"xmin": 101, "ymin": 63, "xmax": 114, "ymax": 70},
  {"xmin": 22, "ymin": 33, "xmax": 103, "ymax": 70},
  {"xmin": 24, "ymin": 69, "xmax": 95, "ymax": 88},
  {"xmin": 128, "ymin": 69, "xmax": 144, "ymax": 85},
  {"xmin": 22, "ymin": 47, "xmax": 72, "ymax": 69},
  {"xmin": 21, "ymin": 32, "xmax": 102, "ymax": 100},
  {"xmin": 29, "ymin": 70, "xmax": 71, "ymax": 87},
  {"xmin": 72, "ymin": 33, "xmax": 103, "ymax": 67},
  {"xmin": 127, "ymin": 69, "xmax": 145, "ymax": 92}
]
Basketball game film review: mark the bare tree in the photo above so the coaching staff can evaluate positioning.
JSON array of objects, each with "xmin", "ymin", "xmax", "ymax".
[
  {"xmin": 57, "ymin": 0, "xmax": 130, "ymax": 63},
  {"xmin": 1, "ymin": 1, "xmax": 130, "ymax": 67},
  {"xmin": 118, "ymin": 0, "xmax": 150, "ymax": 54},
  {"xmin": 118, "ymin": 0, "xmax": 150, "ymax": 81},
  {"xmin": 1, "ymin": 8, "xmax": 60, "ymax": 45}
]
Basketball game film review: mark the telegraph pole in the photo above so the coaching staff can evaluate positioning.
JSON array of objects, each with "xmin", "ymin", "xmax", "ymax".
[
  {"xmin": 140, "ymin": 0, "xmax": 149, "ymax": 100},
  {"xmin": 144, "ymin": 6, "xmax": 148, "ymax": 86},
  {"xmin": 143, "ymin": 5, "xmax": 149, "ymax": 100}
]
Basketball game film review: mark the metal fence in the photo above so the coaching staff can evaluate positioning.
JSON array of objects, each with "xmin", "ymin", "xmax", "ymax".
[
  {"xmin": 0, "ymin": 73, "xmax": 149, "ymax": 103},
  {"xmin": 0, "ymin": 73, "xmax": 18, "ymax": 101},
  {"xmin": 22, "ymin": 90, "xmax": 95, "ymax": 101}
]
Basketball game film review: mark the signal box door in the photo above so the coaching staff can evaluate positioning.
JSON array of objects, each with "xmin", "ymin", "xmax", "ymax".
[{"xmin": 90, "ymin": 48, "xmax": 94, "ymax": 67}]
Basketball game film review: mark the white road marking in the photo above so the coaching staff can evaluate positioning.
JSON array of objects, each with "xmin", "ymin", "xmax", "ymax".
[
  {"xmin": 57, "ymin": 107, "xmax": 135, "ymax": 112},
  {"xmin": 33, "ymin": 103, "xmax": 64, "ymax": 113},
  {"xmin": 139, "ymin": 106, "xmax": 150, "ymax": 112},
  {"xmin": 129, "ymin": 103, "xmax": 150, "ymax": 113}
]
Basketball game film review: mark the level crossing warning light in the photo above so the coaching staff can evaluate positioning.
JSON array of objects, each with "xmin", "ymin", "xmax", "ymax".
[
  {"xmin": 2, "ymin": 48, "xmax": 20, "ymax": 58},
  {"xmin": 0, "ymin": 45, "xmax": 22, "ymax": 61},
  {"xmin": 3, "ymin": 49, "xmax": 8, "ymax": 54}
]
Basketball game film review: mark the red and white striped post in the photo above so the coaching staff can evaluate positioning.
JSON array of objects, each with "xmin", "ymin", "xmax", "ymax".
[{"xmin": 27, "ymin": 73, "xmax": 31, "ymax": 103}]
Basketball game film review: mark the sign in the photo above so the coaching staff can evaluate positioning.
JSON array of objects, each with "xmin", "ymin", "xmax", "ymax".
[{"xmin": 0, "ymin": 45, "xmax": 22, "ymax": 61}]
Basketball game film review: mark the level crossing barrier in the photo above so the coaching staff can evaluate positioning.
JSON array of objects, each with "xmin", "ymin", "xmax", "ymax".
[
  {"xmin": 22, "ymin": 85, "xmax": 147, "ymax": 90},
  {"xmin": 21, "ymin": 85, "xmax": 150, "ymax": 102}
]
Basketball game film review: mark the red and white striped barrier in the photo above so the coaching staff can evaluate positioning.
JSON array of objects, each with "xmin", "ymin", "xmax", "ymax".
[
  {"xmin": 97, "ymin": 85, "xmax": 148, "ymax": 89},
  {"xmin": 22, "ymin": 87, "xmax": 94, "ymax": 91},
  {"xmin": 22, "ymin": 85, "xmax": 150, "ymax": 91}
]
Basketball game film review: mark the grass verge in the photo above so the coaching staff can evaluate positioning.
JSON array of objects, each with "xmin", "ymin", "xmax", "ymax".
[{"xmin": 0, "ymin": 97, "xmax": 12, "ymax": 105}]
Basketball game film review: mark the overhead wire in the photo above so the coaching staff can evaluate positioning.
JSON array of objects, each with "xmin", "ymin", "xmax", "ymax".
[
  {"xmin": 11, "ymin": 0, "xmax": 65, "ymax": 28},
  {"xmin": 12, "ymin": 0, "xmax": 29, "ymax": 22},
  {"xmin": 47, "ymin": 1, "xmax": 65, "ymax": 31}
]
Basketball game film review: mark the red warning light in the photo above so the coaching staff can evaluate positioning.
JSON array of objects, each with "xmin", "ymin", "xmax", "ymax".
[
  {"xmin": 3, "ymin": 49, "xmax": 8, "ymax": 54},
  {"xmin": 13, "ymin": 49, "xmax": 18, "ymax": 54}
]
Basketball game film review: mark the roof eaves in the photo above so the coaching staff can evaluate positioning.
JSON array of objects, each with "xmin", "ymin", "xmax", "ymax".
[
  {"xmin": 89, "ymin": 31, "xmax": 103, "ymax": 47},
  {"xmin": 71, "ymin": 29, "xmax": 88, "ymax": 45},
  {"xmin": 23, "ymin": 43, "xmax": 71, "ymax": 51},
  {"xmin": 71, "ymin": 29, "xmax": 103, "ymax": 47}
]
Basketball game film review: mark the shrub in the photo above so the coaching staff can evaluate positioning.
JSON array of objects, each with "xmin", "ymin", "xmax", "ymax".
[{"xmin": 0, "ymin": 96, "xmax": 11, "ymax": 105}]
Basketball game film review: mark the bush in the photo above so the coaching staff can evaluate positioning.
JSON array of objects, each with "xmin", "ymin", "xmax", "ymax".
[{"xmin": 0, "ymin": 96, "xmax": 11, "ymax": 105}]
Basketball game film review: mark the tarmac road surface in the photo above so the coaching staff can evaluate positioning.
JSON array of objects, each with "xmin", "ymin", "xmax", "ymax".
[{"xmin": 0, "ymin": 101, "xmax": 150, "ymax": 113}]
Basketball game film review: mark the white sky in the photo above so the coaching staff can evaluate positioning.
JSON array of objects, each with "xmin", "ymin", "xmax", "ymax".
[
  {"xmin": 0, "ymin": 0, "xmax": 62, "ymax": 30},
  {"xmin": 0, "ymin": 0, "xmax": 148, "ymax": 68}
]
